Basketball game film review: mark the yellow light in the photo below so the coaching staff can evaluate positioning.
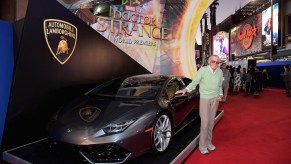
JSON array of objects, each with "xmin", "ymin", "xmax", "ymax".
[{"xmin": 176, "ymin": 0, "xmax": 214, "ymax": 79}]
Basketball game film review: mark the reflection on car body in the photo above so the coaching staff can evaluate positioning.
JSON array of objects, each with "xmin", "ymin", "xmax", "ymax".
[{"xmin": 47, "ymin": 74, "xmax": 199, "ymax": 163}]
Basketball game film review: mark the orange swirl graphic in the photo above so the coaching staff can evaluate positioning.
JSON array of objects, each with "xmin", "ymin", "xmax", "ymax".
[{"xmin": 178, "ymin": 0, "xmax": 213, "ymax": 78}]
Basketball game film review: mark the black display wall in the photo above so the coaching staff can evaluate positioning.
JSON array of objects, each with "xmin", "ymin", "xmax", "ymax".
[{"xmin": 3, "ymin": 0, "xmax": 150, "ymax": 150}]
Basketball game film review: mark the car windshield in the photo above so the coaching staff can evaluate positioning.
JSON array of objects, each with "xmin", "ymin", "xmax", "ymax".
[{"xmin": 88, "ymin": 76, "xmax": 166, "ymax": 99}]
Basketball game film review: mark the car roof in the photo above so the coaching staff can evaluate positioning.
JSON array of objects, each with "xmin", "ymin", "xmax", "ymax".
[{"xmin": 127, "ymin": 74, "xmax": 172, "ymax": 81}]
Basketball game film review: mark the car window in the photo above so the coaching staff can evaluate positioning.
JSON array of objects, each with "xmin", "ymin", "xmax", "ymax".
[
  {"xmin": 182, "ymin": 77, "xmax": 192, "ymax": 86},
  {"xmin": 165, "ymin": 78, "xmax": 185, "ymax": 99},
  {"xmin": 88, "ymin": 77, "xmax": 165, "ymax": 99}
]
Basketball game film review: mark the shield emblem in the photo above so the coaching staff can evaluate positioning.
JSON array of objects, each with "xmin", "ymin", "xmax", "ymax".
[
  {"xmin": 43, "ymin": 19, "xmax": 78, "ymax": 64},
  {"xmin": 79, "ymin": 107, "xmax": 101, "ymax": 123}
]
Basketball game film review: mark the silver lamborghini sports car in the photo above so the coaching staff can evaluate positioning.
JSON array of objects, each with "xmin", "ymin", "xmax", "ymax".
[{"xmin": 47, "ymin": 74, "xmax": 199, "ymax": 163}]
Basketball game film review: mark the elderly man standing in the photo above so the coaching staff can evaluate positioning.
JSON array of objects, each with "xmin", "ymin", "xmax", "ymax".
[{"xmin": 176, "ymin": 55, "xmax": 223, "ymax": 155}]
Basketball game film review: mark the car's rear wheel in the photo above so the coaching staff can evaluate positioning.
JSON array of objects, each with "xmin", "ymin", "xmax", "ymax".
[{"xmin": 152, "ymin": 113, "xmax": 172, "ymax": 152}]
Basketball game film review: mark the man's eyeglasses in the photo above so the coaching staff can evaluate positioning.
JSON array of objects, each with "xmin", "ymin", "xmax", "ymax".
[{"xmin": 211, "ymin": 60, "xmax": 220, "ymax": 64}]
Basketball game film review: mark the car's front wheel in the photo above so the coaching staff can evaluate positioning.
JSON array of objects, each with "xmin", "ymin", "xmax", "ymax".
[{"xmin": 152, "ymin": 113, "xmax": 172, "ymax": 152}]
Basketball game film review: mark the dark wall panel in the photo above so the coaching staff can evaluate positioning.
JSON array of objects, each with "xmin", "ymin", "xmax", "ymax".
[{"xmin": 3, "ymin": 0, "xmax": 150, "ymax": 150}]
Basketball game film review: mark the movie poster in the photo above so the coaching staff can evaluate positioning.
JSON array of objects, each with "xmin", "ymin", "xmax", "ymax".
[
  {"xmin": 261, "ymin": 2, "xmax": 279, "ymax": 50},
  {"xmin": 90, "ymin": 0, "xmax": 165, "ymax": 72},
  {"xmin": 57, "ymin": 0, "xmax": 214, "ymax": 78},
  {"xmin": 213, "ymin": 31, "xmax": 229, "ymax": 62}
]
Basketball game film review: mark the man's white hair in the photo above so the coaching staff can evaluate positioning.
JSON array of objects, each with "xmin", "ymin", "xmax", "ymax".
[{"xmin": 208, "ymin": 55, "xmax": 220, "ymax": 62}]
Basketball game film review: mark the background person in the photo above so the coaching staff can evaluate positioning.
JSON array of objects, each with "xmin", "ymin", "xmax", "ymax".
[
  {"xmin": 175, "ymin": 55, "xmax": 223, "ymax": 155},
  {"xmin": 289, "ymin": 65, "xmax": 291, "ymax": 97},
  {"xmin": 229, "ymin": 66, "xmax": 235, "ymax": 93},
  {"xmin": 254, "ymin": 67, "xmax": 263, "ymax": 95},
  {"xmin": 197, "ymin": 62, "xmax": 202, "ymax": 70},
  {"xmin": 262, "ymin": 68, "xmax": 269, "ymax": 89},
  {"xmin": 242, "ymin": 68, "xmax": 247, "ymax": 91},
  {"xmin": 221, "ymin": 63, "xmax": 231, "ymax": 103},
  {"xmin": 281, "ymin": 65, "xmax": 290, "ymax": 94},
  {"xmin": 249, "ymin": 66, "xmax": 255, "ymax": 94},
  {"xmin": 233, "ymin": 68, "xmax": 242, "ymax": 92},
  {"xmin": 245, "ymin": 71, "xmax": 252, "ymax": 95}
]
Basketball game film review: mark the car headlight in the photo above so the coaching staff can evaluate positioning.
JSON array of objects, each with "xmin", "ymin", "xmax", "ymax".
[{"xmin": 103, "ymin": 119, "xmax": 136, "ymax": 134}]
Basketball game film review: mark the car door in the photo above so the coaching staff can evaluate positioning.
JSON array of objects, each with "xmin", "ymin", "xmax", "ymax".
[{"xmin": 165, "ymin": 78, "xmax": 192, "ymax": 126}]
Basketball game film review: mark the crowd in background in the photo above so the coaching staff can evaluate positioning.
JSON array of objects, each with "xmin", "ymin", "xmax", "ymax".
[{"xmin": 216, "ymin": 63, "xmax": 269, "ymax": 103}]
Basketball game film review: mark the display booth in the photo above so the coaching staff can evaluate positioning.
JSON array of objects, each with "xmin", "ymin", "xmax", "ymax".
[
  {"xmin": 1, "ymin": 0, "xmax": 225, "ymax": 163},
  {"xmin": 2, "ymin": 0, "xmax": 150, "ymax": 151}
]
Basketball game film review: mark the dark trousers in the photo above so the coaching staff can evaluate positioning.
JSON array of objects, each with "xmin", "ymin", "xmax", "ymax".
[
  {"xmin": 250, "ymin": 80, "xmax": 255, "ymax": 93},
  {"xmin": 245, "ymin": 82, "xmax": 251, "ymax": 94},
  {"xmin": 262, "ymin": 79, "xmax": 268, "ymax": 88},
  {"xmin": 254, "ymin": 81, "xmax": 262, "ymax": 93}
]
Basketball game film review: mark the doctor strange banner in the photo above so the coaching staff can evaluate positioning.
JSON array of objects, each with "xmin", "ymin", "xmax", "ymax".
[{"xmin": 57, "ymin": 0, "xmax": 214, "ymax": 78}]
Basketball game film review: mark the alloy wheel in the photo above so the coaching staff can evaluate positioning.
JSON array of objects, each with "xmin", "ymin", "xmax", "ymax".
[{"xmin": 153, "ymin": 114, "xmax": 172, "ymax": 152}]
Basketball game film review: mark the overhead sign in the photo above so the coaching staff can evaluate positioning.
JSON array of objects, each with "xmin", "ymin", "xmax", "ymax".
[
  {"xmin": 237, "ymin": 24, "xmax": 257, "ymax": 50},
  {"xmin": 230, "ymin": 12, "xmax": 262, "ymax": 57}
]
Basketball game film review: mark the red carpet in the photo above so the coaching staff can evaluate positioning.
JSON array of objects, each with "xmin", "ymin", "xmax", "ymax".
[{"xmin": 184, "ymin": 88, "xmax": 291, "ymax": 164}]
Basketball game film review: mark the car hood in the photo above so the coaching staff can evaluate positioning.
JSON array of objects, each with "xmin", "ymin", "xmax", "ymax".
[{"xmin": 48, "ymin": 95, "xmax": 156, "ymax": 143}]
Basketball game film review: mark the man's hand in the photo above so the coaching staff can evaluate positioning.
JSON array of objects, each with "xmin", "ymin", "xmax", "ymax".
[
  {"xmin": 175, "ymin": 88, "xmax": 187, "ymax": 95},
  {"xmin": 217, "ymin": 95, "xmax": 222, "ymax": 101}
]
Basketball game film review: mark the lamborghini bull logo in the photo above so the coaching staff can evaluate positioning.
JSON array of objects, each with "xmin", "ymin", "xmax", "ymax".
[
  {"xmin": 43, "ymin": 19, "xmax": 78, "ymax": 64},
  {"xmin": 79, "ymin": 107, "xmax": 101, "ymax": 123},
  {"xmin": 56, "ymin": 36, "xmax": 69, "ymax": 56}
]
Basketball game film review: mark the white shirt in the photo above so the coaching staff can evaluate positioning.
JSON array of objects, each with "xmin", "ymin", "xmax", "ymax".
[{"xmin": 208, "ymin": 66, "xmax": 217, "ymax": 74}]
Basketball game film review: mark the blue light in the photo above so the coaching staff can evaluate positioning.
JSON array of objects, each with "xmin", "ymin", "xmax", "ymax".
[{"xmin": 0, "ymin": 20, "xmax": 14, "ymax": 149}]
